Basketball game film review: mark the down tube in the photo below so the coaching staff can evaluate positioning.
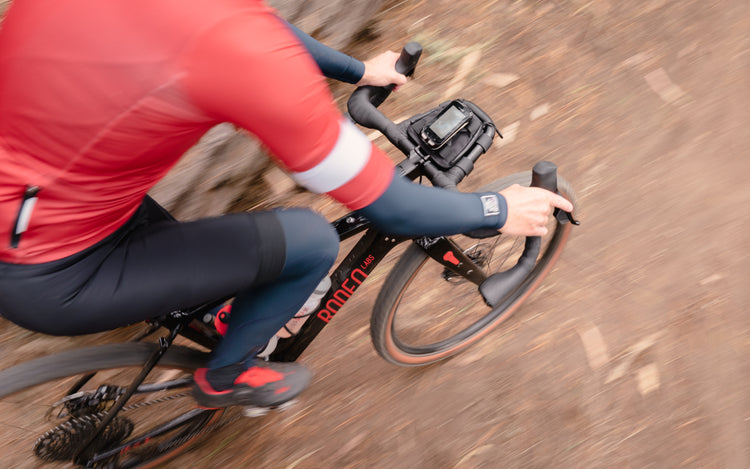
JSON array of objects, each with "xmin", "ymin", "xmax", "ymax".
[{"xmin": 270, "ymin": 230, "xmax": 406, "ymax": 362}]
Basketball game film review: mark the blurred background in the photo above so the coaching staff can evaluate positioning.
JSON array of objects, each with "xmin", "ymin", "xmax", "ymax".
[{"xmin": 1, "ymin": 0, "xmax": 748, "ymax": 467}]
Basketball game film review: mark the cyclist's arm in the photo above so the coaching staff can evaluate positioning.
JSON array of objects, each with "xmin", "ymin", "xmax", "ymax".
[
  {"xmin": 359, "ymin": 177, "xmax": 573, "ymax": 237},
  {"xmin": 284, "ymin": 21, "xmax": 365, "ymax": 84},
  {"xmin": 285, "ymin": 22, "xmax": 407, "ymax": 88},
  {"xmin": 183, "ymin": 9, "xmax": 392, "ymax": 209},
  {"xmin": 357, "ymin": 175, "xmax": 507, "ymax": 236},
  {"xmin": 181, "ymin": 9, "xmax": 504, "ymax": 236}
]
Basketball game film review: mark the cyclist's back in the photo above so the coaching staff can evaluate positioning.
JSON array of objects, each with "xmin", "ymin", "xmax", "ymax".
[{"xmin": 0, "ymin": 0, "xmax": 372, "ymax": 263}]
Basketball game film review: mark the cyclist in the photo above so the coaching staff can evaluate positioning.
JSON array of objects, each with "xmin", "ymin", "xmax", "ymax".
[{"xmin": 0, "ymin": 0, "xmax": 572, "ymax": 409}]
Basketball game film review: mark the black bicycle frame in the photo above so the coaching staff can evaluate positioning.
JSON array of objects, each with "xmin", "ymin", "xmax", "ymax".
[{"xmin": 267, "ymin": 211, "xmax": 490, "ymax": 362}]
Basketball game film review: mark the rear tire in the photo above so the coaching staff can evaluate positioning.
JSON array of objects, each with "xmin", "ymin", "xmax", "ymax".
[
  {"xmin": 370, "ymin": 171, "xmax": 577, "ymax": 366},
  {"xmin": 0, "ymin": 342, "xmax": 222, "ymax": 468}
]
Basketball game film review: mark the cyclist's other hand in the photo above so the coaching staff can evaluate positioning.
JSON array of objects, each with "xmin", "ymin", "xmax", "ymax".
[
  {"xmin": 357, "ymin": 50, "xmax": 408, "ymax": 88},
  {"xmin": 498, "ymin": 185, "xmax": 574, "ymax": 237}
]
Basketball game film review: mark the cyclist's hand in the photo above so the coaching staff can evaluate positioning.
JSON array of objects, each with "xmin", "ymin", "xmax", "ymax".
[
  {"xmin": 498, "ymin": 185, "xmax": 574, "ymax": 237},
  {"xmin": 357, "ymin": 51, "xmax": 408, "ymax": 88}
]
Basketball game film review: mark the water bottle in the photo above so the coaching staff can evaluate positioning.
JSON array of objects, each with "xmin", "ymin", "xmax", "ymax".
[
  {"xmin": 277, "ymin": 276, "xmax": 331, "ymax": 338},
  {"xmin": 257, "ymin": 276, "xmax": 331, "ymax": 359}
]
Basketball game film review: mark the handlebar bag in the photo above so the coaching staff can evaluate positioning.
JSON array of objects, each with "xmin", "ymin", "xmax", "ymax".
[{"xmin": 401, "ymin": 99, "xmax": 494, "ymax": 170}]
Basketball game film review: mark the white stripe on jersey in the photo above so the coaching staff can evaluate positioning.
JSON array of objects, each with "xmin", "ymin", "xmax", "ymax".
[{"xmin": 290, "ymin": 119, "xmax": 371, "ymax": 193}]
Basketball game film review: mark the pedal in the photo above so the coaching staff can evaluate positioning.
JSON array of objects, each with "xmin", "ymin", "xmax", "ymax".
[{"xmin": 241, "ymin": 399, "xmax": 297, "ymax": 418}]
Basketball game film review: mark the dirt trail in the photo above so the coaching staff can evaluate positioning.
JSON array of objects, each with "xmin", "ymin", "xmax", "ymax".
[
  {"xmin": 1, "ymin": 1, "xmax": 748, "ymax": 468},
  {"xmin": 183, "ymin": 1, "xmax": 749, "ymax": 467}
]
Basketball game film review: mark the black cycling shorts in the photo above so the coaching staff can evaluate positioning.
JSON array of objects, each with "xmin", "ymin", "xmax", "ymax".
[{"xmin": 0, "ymin": 197, "xmax": 286, "ymax": 335}]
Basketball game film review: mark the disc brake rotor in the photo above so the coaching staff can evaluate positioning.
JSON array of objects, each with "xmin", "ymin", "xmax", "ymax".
[{"xmin": 442, "ymin": 241, "xmax": 495, "ymax": 283}]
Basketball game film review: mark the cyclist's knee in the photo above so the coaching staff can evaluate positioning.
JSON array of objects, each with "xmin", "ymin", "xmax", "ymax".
[{"xmin": 275, "ymin": 208, "xmax": 338, "ymax": 276}]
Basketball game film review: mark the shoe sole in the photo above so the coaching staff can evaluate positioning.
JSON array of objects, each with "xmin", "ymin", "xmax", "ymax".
[
  {"xmin": 242, "ymin": 399, "xmax": 298, "ymax": 418},
  {"xmin": 193, "ymin": 384, "xmax": 305, "ymax": 409},
  {"xmin": 192, "ymin": 371, "xmax": 311, "ymax": 409}
]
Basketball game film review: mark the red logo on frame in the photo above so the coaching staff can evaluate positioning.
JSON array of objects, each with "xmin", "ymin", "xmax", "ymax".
[{"xmin": 443, "ymin": 252, "xmax": 460, "ymax": 265}]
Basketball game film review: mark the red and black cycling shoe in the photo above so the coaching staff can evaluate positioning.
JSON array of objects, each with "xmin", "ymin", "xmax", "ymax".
[{"xmin": 193, "ymin": 359, "xmax": 311, "ymax": 409}]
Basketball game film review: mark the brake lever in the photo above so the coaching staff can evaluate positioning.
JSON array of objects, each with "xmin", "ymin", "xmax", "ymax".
[{"xmin": 554, "ymin": 207, "xmax": 580, "ymax": 225}]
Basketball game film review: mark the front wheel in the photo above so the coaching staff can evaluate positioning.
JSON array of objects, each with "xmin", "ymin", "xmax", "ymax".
[
  {"xmin": 0, "ymin": 342, "xmax": 221, "ymax": 468},
  {"xmin": 370, "ymin": 171, "xmax": 577, "ymax": 366}
]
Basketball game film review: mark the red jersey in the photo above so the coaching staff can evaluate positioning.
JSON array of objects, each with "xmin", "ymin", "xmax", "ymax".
[{"xmin": 0, "ymin": 0, "xmax": 394, "ymax": 263}]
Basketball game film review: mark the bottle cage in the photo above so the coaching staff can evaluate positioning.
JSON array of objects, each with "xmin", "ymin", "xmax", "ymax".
[{"xmin": 400, "ymin": 99, "xmax": 499, "ymax": 170}]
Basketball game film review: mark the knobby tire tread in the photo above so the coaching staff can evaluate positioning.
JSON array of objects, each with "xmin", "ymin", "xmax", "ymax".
[{"xmin": 0, "ymin": 342, "xmax": 208, "ymax": 398}]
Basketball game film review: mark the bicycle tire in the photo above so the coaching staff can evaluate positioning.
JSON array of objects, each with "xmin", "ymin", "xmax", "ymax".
[
  {"xmin": 370, "ymin": 171, "xmax": 577, "ymax": 366},
  {"xmin": 0, "ymin": 342, "xmax": 222, "ymax": 468}
]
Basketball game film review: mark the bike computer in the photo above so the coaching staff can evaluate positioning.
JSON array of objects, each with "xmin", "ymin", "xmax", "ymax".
[{"xmin": 419, "ymin": 101, "xmax": 472, "ymax": 149}]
